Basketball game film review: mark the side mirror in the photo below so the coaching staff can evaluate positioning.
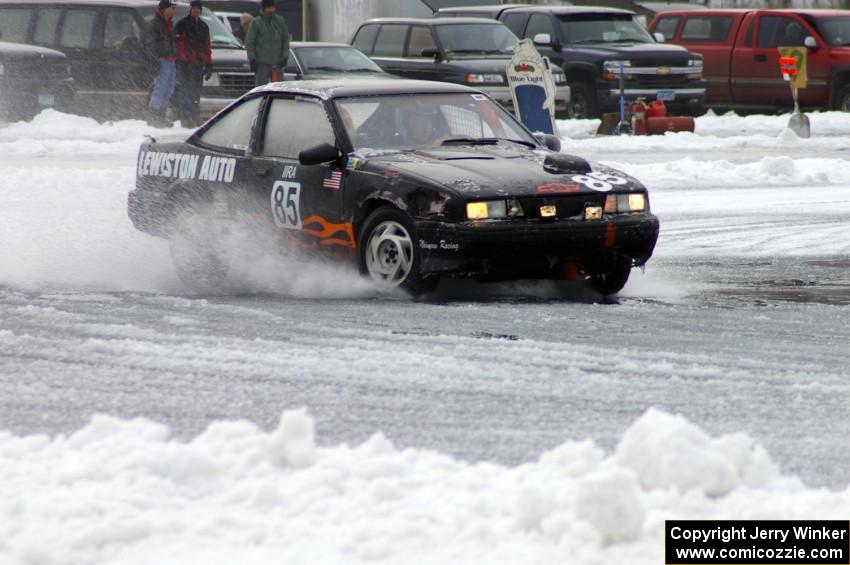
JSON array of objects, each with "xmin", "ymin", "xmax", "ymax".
[
  {"xmin": 299, "ymin": 142, "xmax": 340, "ymax": 166},
  {"xmin": 653, "ymin": 32, "xmax": 665, "ymax": 43},
  {"xmin": 533, "ymin": 33, "xmax": 552, "ymax": 47},
  {"xmin": 421, "ymin": 47, "xmax": 441, "ymax": 60},
  {"xmin": 534, "ymin": 133, "xmax": 561, "ymax": 152},
  {"xmin": 804, "ymin": 36, "xmax": 818, "ymax": 50}
]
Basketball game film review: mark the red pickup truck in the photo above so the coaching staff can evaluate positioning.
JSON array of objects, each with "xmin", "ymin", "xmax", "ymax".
[{"xmin": 648, "ymin": 9, "xmax": 850, "ymax": 112}]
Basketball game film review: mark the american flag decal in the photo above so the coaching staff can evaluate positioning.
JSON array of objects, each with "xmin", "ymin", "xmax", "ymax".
[{"xmin": 322, "ymin": 168, "xmax": 342, "ymax": 190}]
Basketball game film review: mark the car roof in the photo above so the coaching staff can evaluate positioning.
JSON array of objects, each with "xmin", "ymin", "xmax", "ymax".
[
  {"xmin": 501, "ymin": 5, "xmax": 634, "ymax": 16},
  {"xmin": 654, "ymin": 8, "xmax": 850, "ymax": 17},
  {"xmin": 250, "ymin": 78, "xmax": 479, "ymax": 100},
  {"xmin": 290, "ymin": 41, "xmax": 359, "ymax": 49},
  {"xmin": 359, "ymin": 17, "xmax": 508, "ymax": 26},
  {"xmin": 0, "ymin": 0, "xmax": 159, "ymax": 7},
  {"xmin": 437, "ymin": 4, "xmax": 524, "ymax": 14}
]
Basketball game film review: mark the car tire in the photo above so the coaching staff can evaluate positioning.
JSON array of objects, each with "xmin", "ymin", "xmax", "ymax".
[
  {"xmin": 567, "ymin": 80, "xmax": 599, "ymax": 119},
  {"xmin": 834, "ymin": 84, "xmax": 850, "ymax": 111},
  {"xmin": 588, "ymin": 256, "xmax": 631, "ymax": 296},
  {"xmin": 357, "ymin": 206, "xmax": 436, "ymax": 295},
  {"xmin": 168, "ymin": 204, "xmax": 230, "ymax": 292}
]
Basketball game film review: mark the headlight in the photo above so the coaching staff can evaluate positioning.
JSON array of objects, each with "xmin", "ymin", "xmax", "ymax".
[
  {"xmin": 605, "ymin": 193, "xmax": 646, "ymax": 213},
  {"xmin": 466, "ymin": 198, "xmax": 524, "ymax": 220},
  {"xmin": 205, "ymin": 72, "xmax": 220, "ymax": 87},
  {"xmin": 602, "ymin": 60, "xmax": 632, "ymax": 80},
  {"xmin": 687, "ymin": 58, "xmax": 703, "ymax": 79},
  {"xmin": 466, "ymin": 73, "xmax": 505, "ymax": 85},
  {"xmin": 553, "ymin": 73, "xmax": 567, "ymax": 85}
]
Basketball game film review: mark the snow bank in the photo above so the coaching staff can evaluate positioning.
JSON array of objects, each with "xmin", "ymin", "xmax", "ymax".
[{"xmin": 0, "ymin": 408, "xmax": 841, "ymax": 565}]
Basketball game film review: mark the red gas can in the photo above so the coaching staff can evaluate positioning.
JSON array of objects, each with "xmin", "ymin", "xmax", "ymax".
[
  {"xmin": 629, "ymin": 99, "xmax": 647, "ymax": 135},
  {"xmin": 646, "ymin": 100, "xmax": 667, "ymax": 119}
]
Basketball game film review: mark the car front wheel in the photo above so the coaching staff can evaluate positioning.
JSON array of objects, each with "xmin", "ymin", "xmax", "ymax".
[
  {"xmin": 358, "ymin": 207, "xmax": 436, "ymax": 295},
  {"xmin": 169, "ymin": 205, "xmax": 230, "ymax": 292},
  {"xmin": 588, "ymin": 256, "xmax": 631, "ymax": 296}
]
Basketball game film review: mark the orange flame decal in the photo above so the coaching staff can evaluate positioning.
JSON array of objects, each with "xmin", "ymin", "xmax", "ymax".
[{"xmin": 301, "ymin": 215, "xmax": 355, "ymax": 249}]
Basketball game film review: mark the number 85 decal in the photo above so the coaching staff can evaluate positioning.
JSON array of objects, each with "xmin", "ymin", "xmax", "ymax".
[
  {"xmin": 570, "ymin": 172, "xmax": 628, "ymax": 192},
  {"xmin": 271, "ymin": 181, "xmax": 301, "ymax": 229}
]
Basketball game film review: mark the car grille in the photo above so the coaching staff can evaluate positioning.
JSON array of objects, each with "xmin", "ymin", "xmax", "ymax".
[
  {"xmin": 219, "ymin": 72, "xmax": 255, "ymax": 97},
  {"xmin": 5, "ymin": 59, "xmax": 69, "ymax": 79},
  {"xmin": 520, "ymin": 194, "xmax": 607, "ymax": 220},
  {"xmin": 635, "ymin": 74, "xmax": 689, "ymax": 86}
]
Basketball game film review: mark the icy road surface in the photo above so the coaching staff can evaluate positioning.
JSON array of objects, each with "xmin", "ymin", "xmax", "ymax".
[{"xmin": 1, "ymin": 110, "xmax": 850, "ymax": 564}]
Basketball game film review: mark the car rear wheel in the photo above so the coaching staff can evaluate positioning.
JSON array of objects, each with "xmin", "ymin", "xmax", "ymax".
[
  {"xmin": 567, "ymin": 80, "xmax": 599, "ymax": 119},
  {"xmin": 588, "ymin": 256, "xmax": 631, "ymax": 296},
  {"xmin": 835, "ymin": 84, "xmax": 850, "ymax": 112},
  {"xmin": 169, "ymin": 205, "xmax": 230, "ymax": 292},
  {"xmin": 358, "ymin": 207, "xmax": 436, "ymax": 295}
]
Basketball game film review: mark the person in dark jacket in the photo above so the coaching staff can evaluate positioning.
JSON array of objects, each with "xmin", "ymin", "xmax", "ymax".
[
  {"xmin": 175, "ymin": 0, "xmax": 212, "ymax": 127},
  {"xmin": 143, "ymin": 0, "xmax": 177, "ymax": 126},
  {"xmin": 244, "ymin": 0, "xmax": 289, "ymax": 86}
]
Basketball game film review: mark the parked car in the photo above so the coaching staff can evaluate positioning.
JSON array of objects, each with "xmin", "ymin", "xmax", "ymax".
[
  {"xmin": 215, "ymin": 10, "xmax": 247, "ymax": 43},
  {"xmin": 350, "ymin": 17, "xmax": 570, "ymax": 116},
  {"xmin": 435, "ymin": 4, "xmax": 527, "ymax": 19},
  {"xmin": 283, "ymin": 42, "xmax": 389, "ymax": 80},
  {"xmin": 128, "ymin": 79, "xmax": 659, "ymax": 295},
  {"xmin": 488, "ymin": 5, "xmax": 705, "ymax": 118},
  {"xmin": 649, "ymin": 9, "xmax": 850, "ymax": 112},
  {"xmin": 0, "ymin": 0, "xmax": 253, "ymax": 120},
  {"xmin": 0, "ymin": 40, "xmax": 74, "ymax": 121}
]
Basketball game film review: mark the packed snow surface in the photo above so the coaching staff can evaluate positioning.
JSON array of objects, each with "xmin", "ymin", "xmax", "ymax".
[{"xmin": 2, "ymin": 110, "xmax": 850, "ymax": 564}]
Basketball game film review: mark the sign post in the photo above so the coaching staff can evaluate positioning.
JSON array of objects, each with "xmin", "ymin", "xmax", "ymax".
[
  {"xmin": 778, "ymin": 46, "xmax": 810, "ymax": 138},
  {"xmin": 506, "ymin": 39, "xmax": 559, "ymax": 136}
]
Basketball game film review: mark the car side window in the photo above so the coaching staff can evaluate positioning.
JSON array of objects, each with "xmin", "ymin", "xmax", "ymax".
[
  {"xmin": 60, "ymin": 9, "xmax": 98, "ymax": 49},
  {"xmin": 373, "ymin": 24, "xmax": 407, "ymax": 57},
  {"xmin": 262, "ymin": 97, "xmax": 335, "ymax": 159},
  {"xmin": 653, "ymin": 16, "xmax": 680, "ymax": 41},
  {"xmin": 501, "ymin": 13, "xmax": 525, "ymax": 37},
  {"xmin": 524, "ymin": 14, "xmax": 554, "ymax": 40},
  {"xmin": 681, "ymin": 16, "xmax": 733, "ymax": 42},
  {"xmin": 34, "ymin": 8, "xmax": 62, "ymax": 46},
  {"xmin": 407, "ymin": 26, "xmax": 437, "ymax": 57},
  {"xmin": 198, "ymin": 96, "xmax": 262, "ymax": 152},
  {"xmin": 103, "ymin": 9, "xmax": 141, "ymax": 50},
  {"xmin": 352, "ymin": 24, "xmax": 379, "ymax": 55},
  {"xmin": 0, "ymin": 7, "xmax": 33, "ymax": 43},
  {"xmin": 758, "ymin": 15, "xmax": 806, "ymax": 48}
]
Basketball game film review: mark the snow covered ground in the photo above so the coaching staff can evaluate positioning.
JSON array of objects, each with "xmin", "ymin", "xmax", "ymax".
[{"xmin": 1, "ymin": 110, "xmax": 850, "ymax": 564}]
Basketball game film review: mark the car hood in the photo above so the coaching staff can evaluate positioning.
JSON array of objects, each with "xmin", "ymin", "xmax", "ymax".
[
  {"xmin": 212, "ymin": 47, "xmax": 250, "ymax": 70},
  {"xmin": 359, "ymin": 144, "xmax": 641, "ymax": 197},
  {"xmin": 302, "ymin": 71, "xmax": 392, "ymax": 80},
  {"xmin": 0, "ymin": 40, "xmax": 66, "ymax": 61},
  {"xmin": 571, "ymin": 42, "xmax": 696, "ymax": 64}
]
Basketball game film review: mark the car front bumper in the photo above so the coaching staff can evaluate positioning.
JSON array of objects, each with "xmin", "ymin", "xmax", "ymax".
[
  {"xmin": 597, "ymin": 83, "xmax": 706, "ymax": 114},
  {"xmin": 414, "ymin": 213, "xmax": 659, "ymax": 278}
]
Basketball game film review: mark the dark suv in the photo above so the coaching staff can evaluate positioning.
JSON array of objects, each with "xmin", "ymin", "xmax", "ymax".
[
  {"xmin": 0, "ymin": 40, "xmax": 74, "ymax": 121},
  {"xmin": 443, "ymin": 5, "xmax": 705, "ymax": 118},
  {"xmin": 0, "ymin": 0, "xmax": 252, "ymax": 120},
  {"xmin": 351, "ymin": 17, "xmax": 570, "ymax": 116}
]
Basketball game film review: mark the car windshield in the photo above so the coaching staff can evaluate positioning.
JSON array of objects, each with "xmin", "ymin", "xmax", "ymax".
[
  {"xmin": 200, "ymin": 8, "xmax": 243, "ymax": 48},
  {"xmin": 294, "ymin": 46, "xmax": 382, "ymax": 72},
  {"xmin": 560, "ymin": 14, "xmax": 654, "ymax": 44},
  {"xmin": 335, "ymin": 93, "xmax": 536, "ymax": 151},
  {"xmin": 814, "ymin": 17, "xmax": 850, "ymax": 46},
  {"xmin": 435, "ymin": 24, "xmax": 518, "ymax": 55}
]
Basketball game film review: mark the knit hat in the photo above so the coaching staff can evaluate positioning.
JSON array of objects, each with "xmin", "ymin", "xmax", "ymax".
[
  {"xmin": 189, "ymin": 0, "xmax": 202, "ymax": 7},
  {"xmin": 158, "ymin": 0, "xmax": 176, "ymax": 9},
  {"xmin": 261, "ymin": 0, "xmax": 274, "ymax": 9}
]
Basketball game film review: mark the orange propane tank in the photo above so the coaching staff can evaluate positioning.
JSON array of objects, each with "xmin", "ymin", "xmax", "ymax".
[
  {"xmin": 645, "ymin": 116, "xmax": 696, "ymax": 135},
  {"xmin": 646, "ymin": 100, "xmax": 667, "ymax": 119},
  {"xmin": 629, "ymin": 99, "xmax": 647, "ymax": 135}
]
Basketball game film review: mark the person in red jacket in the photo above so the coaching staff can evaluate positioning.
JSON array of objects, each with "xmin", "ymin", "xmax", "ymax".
[{"xmin": 175, "ymin": 0, "xmax": 212, "ymax": 127}]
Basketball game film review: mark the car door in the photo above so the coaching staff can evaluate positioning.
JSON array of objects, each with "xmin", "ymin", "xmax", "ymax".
[
  {"xmin": 251, "ymin": 96, "xmax": 351, "ymax": 251},
  {"xmin": 101, "ymin": 8, "xmax": 148, "ymax": 91},
  {"xmin": 402, "ymin": 25, "xmax": 442, "ymax": 81},
  {"xmin": 523, "ymin": 13, "xmax": 562, "ymax": 67},
  {"xmin": 369, "ymin": 24, "xmax": 410, "ymax": 77}
]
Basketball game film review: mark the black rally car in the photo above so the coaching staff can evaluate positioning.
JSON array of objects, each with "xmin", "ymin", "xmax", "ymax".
[{"xmin": 128, "ymin": 79, "xmax": 659, "ymax": 295}]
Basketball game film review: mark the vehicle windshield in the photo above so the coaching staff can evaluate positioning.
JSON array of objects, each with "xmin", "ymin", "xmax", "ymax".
[
  {"xmin": 814, "ymin": 17, "xmax": 850, "ymax": 46},
  {"xmin": 435, "ymin": 24, "xmax": 518, "ymax": 55},
  {"xmin": 294, "ymin": 46, "xmax": 382, "ymax": 72},
  {"xmin": 336, "ymin": 93, "xmax": 537, "ymax": 151},
  {"xmin": 200, "ymin": 8, "xmax": 243, "ymax": 48},
  {"xmin": 560, "ymin": 14, "xmax": 654, "ymax": 44}
]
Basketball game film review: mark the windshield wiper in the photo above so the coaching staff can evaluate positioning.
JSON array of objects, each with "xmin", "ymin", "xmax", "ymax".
[
  {"xmin": 212, "ymin": 40, "xmax": 241, "ymax": 48},
  {"xmin": 571, "ymin": 39, "xmax": 606, "ymax": 44},
  {"xmin": 441, "ymin": 137, "xmax": 535, "ymax": 148},
  {"xmin": 306, "ymin": 66, "xmax": 342, "ymax": 72},
  {"xmin": 346, "ymin": 68, "xmax": 381, "ymax": 72}
]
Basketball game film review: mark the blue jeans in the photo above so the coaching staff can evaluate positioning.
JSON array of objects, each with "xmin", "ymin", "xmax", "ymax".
[
  {"xmin": 255, "ymin": 63, "xmax": 281, "ymax": 86},
  {"xmin": 149, "ymin": 59, "xmax": 176, "ymax": 112}
]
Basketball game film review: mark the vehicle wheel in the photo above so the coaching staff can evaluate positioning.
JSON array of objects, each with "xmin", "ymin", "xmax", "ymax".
[
  {"xmin": 567, "ymin": 81, "xmax": 599, "ymax": 119},
  {"xmin": 358, "ymin": 207, "xmax": 436, "ymax": 295},
  {"xmin": 834, "ymin": 84, "xmax": 850, "ymax": 111},
  {"xmin": 588, "ymin": 256, "xmax": 631, "ymax": 296},
  {"xmin": 168, "ymin": 205, "xmax": 230, "ymax": 292}
]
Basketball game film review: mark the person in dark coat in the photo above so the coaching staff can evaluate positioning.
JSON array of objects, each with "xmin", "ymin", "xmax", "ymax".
[
  {"xmin": 175, "ymin": 0, "xmax": 212, "ymax": 127},
  {"xmin": 244, "ymin": 0, "xmax": 289, "ymax": 86},
  {"xmin": 143, "ymin": 0, "xmax": 177, "ymax": 126}
]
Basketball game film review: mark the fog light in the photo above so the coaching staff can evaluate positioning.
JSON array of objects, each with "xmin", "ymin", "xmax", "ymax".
[
  {"xmin": 627, "ymin": 193, "xmax": 646, "ymax": 211},
  {"xmin": 540, "ymin": 205, "xmax": 557, "ymax": 218},
  {"xmin": 466, "ymin": 202, "xmax": 489, "ymax": 220},
  {"xmin": 507, "ymin": 198, "xmax": 524, "ymax": 217},
  {"xmin": 584, "ymin": 206, "xmax": 603, "ymax": 220},
  {"xmin": 466, "ymin": 200, "xmax": 507, "ymax": 220}
]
